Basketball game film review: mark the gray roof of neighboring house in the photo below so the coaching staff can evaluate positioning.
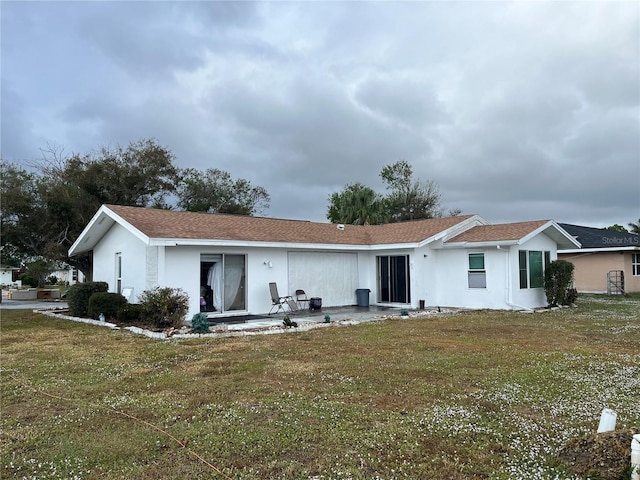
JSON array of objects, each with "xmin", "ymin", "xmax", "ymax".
[{"xmin": 558, "ymin": 223, "xmax": 640, "ymax": 249}]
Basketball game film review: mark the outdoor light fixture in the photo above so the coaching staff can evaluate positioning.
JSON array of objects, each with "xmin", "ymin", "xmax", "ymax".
[{"xmin": 263, "ymin": 260, "xmax": 273, "ymax": 268}]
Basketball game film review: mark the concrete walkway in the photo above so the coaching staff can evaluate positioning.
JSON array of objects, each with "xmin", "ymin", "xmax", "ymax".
[
  {"xmin": 220, "ymin": 305, "xmax": 405, "ymax": 331},
  {"xmin": 0, "ymin": 299, "xmax": 68, "ymax": 310},
  {"xmin": 2, "ymin": 299, "xmax": 454, "ymax": 339}
]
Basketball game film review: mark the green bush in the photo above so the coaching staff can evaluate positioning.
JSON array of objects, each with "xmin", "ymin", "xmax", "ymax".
[
  {"xmin": 66, "ymin": 282, "xmax": 109, "ymax": 317},
  {"xmin": 566, "ymin": 288, "xmax": 578, "ymax": 305},
  {"xmin": 117, "ymin": 303, "xmax": 144, "ymax": 324},
  {"xmin": 18, "ymin": 272, "xmax": 38, "ymax": 288},
  {"xmin": 191, "ymin": 312, "xmax": 210, "ymax": 333},
  {"xmin": 544, "ymin": 260, "xmax": 575, "ymax": 307},
  {"xmin": 139, "ymin": 287, "xmax": 189, "ymax": 329},
  {"xmin": 87, "ymin": 292, "xmax": 127, "ymax": 321}
]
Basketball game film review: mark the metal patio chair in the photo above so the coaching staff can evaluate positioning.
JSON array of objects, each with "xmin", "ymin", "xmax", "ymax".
[
  {"xmin": 268, "ymin": 282, "xmax": 298, "ymax": 315},
  {"xmin": 295, "ymin": 289, "xmax": 310, "ymax": 310}
]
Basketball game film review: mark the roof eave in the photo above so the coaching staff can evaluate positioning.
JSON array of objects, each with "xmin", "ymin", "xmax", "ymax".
[
  {"xmin": 69, "ymin": 205, "xmax": 150, "ymax": 256},
  {"xmin": 436, "ymin": 240, "xmax": 520, "ymax": 249},
  {"xmin": 68, "ymin": 206, "xmax": 111, "ymax": 256},
  {"xmin": 559, "ymin": 246, "xmax": 640, "ymax": 253},
  {"xmin": 151, "ymin": 238, "xmax": 374, "ymax": 251},
  {"xmin": 520, "ymin": 221, "xmax": 581, "ymax": 249},
  {"xmin": 156, "ymin": 239, "xmax": 438, "ymax": 251},
  {"xmin": 418, "ymin": 214, "xmax": 489, "ymax": 248}
]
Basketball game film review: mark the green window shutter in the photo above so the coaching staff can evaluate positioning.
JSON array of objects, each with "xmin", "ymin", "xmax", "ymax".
[{"xmin": 529, "ymin": 251, "xmax": 543, "ymax": 288}]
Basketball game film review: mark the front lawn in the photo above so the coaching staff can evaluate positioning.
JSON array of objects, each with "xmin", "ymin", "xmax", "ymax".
[{"xmin": 1, "ymin": 294, "xmax": 638, "ymax": 479}]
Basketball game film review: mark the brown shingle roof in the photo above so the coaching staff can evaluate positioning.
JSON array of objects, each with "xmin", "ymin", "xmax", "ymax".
[
  {"xmin": 445, "ymin": 220, "xmax": 550, "ymax": 243},
  {"xmin": 106, "ymin": 205, "xmax": 475, "ymax": 245}
]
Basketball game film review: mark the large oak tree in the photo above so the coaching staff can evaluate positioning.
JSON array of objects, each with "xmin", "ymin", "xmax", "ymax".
[
  {"xmin": 176, "ymin": 168, "xmax": 270, "ymax": 215},
  {"xmin": 1, "ymin": 139, "xmax": 270, "ymax": 280}
]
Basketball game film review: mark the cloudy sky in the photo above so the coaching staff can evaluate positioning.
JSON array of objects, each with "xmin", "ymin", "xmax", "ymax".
[{"xmin": 2, "ymin": 1, "xmax": 639, "ymax": 228}]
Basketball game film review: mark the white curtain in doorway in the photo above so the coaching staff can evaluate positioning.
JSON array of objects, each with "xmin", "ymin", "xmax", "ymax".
[
  {"xmin": 207, "ymin": 263, "xmax": 222, "ymax": 311},
  {"xmin": 223, "ymin": 256, "xmax": 243, "ymax": 310},
  {"xmin": 206, "ymin": 257, "xmax": 244, "ymax": 311}
]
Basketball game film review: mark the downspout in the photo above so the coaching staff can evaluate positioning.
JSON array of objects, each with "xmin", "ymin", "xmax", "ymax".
[{"xmin": 497, "ymin": 246, "xmax": 532, "ymax": 312}]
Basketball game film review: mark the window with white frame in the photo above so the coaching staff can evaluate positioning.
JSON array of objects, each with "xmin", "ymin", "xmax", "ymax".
[
  {"xmin": 633, "ymin": 253, "xmax": 640, "ymax": 276},
  {"xmin": 468, "ymin": 253, "xmax": 486, "ymax": 288},
  {"xmin": 519, "ymin": 250, "xmax": 551, "ymax": 289},
  {"xmin": 115, "ymin": 252, "xmax": 122, "ymax": 294}
]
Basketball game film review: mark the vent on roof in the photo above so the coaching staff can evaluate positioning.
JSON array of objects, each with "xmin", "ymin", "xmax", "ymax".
[{"xmin": 337, "ymin": 224, "xmax": 345, "ymax": 231}]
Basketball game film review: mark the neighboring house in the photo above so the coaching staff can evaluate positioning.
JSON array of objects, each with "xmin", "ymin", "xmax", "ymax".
[
  {"xmin": 50, "ymin": 266, "xmax": 85, "ymax": 286},
  {"xmin": 558, "ymin": 223, "xmax": 640, "ymax": 294},
  {"xmin": 69, "ymin": 205, "xmax": 579, "ymax": 319},
  {"xmin": 0, "ymin": 264, "xmax": 83, "ymax": 288},
  {"xmin": 0, "ymin": 266, "xmax": 23, "ymax": 287}
]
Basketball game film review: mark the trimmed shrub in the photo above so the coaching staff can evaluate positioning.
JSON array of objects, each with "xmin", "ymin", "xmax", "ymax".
[
  {"xmin": 87, "ymin": 292, "xmax": 127, "ymax": 321},
  {"xmin": 66, "ymin": 282, "xmax": 109, "ymax": 317},
  {"xmin": 191, "ymin": 312, "xmax": 210, "ymax": 333},
  {"xmin": 117, "ymin": 303, "xmax": 144, "ymax": 324},
  {"xmin": 544, "ymin": 260, "xmax": 575, "ymax": 307},
  {"xmin": 138, "ymin": 287, "xmax": 189, "ymax": 329}
]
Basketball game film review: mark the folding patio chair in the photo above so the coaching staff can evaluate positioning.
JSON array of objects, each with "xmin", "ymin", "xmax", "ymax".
[
  {"xmin": 295, "ymin": 289, "xmax": 310, "ymax": 310},
  {"xmin": 268, "ymin": 282, "xmax": 298, "ymax": 315}
]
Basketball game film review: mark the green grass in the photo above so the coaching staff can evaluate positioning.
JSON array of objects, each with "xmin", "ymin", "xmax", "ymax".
[{"xmin": 1, "ymin": 294, "xmax": 639, "ymax": 479}]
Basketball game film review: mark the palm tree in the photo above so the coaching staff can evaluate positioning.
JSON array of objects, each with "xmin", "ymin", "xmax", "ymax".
[
  {"xmin": 327, "ymin": 183, "xmax": 388, "ymax": 225},
  {"xmin": 629, "ymin": 218, "xmax": 640, "ymax": 234}
]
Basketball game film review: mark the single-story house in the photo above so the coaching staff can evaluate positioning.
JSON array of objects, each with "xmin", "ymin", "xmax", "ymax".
[
  {"xmin": 68, "ymin": 205, "xmax": 580, "ymax": 319},
  {"xmin": 558, "ymin": 223, "xmax": 640, "ymax": 294},
  {"xmin": 50, "ymin": 266, "xmax": 85, "ymax": 286},
  {"xmin": 0, "ymin": 266, "xmax": 23, "ymax": 287}
]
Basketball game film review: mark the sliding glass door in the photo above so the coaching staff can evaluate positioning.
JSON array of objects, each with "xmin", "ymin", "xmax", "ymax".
[
  {"xmin": 377, "ymin": 255, "xmax": 410, "ymax": 304},
  {"xmin": 200, "ymin": 254, "xmax": 246, "ymax": 313}
]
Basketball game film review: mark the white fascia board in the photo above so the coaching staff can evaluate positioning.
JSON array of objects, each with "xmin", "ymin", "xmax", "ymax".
[
  {"xmin": 151, "ymin": 238, "xmax": 424, "ymax": 252},
  {"xmin": 369, "ymin": 243, "xmax": 420, "ymax": 251},
  {"xmin": 434, "ymin": 240, "xmax": 519, "ymax": 250},
  {"xmin": 559, "ymin": 246, "xmax": 640, "ymax": 254},
  {"xmin": 417, "ymin": 214, "xmax": 489, "ymax": 248},
  {"xmin": 150, "ymin": 238, "xmax": 373, "ymax": 251},
  {"xmin": 69, "ymin": 205, "xmax": 150, "ymax": 256},
  {"xmin": 520, "ymin": 221, "xmax": 581, "ymax": 249},
  {"xmin": 68, "ymin": 209, "xmax": 101, "ymax": 256},
  {"xmin": 106, "ymin": 208, "xmax": 150, "ymax": 245},
  {"xmin": 68, "ymin": 205, "xmax": 114, "ymax": 256}
]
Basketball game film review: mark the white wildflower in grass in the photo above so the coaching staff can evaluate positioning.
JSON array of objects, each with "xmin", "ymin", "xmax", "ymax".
[
  {"xmin": 4, "ymin": 456, "xmax": 91, "ymax": 480},
  {"xmin": 1, "ymin": 294, "xmax": 637, "ymax": 479}
]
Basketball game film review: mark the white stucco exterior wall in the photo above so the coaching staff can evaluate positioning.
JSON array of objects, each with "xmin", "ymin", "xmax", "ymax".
[
  {"xmin": 89, "ymin": 221, "xmax": 563, "ymax": 319},
  {"xmin": 509, "ymin": 234, "xmax": 557, "ymax": 310},
  {"xmin": 430, "ymin": 232, "xmax": 558, "ymax": 310},
  {"xmin": 432, "ymin": 247, "xmax": 509, "ymax": 309},
  {"xmin": 414, "ymin": 245, "xmax": 435, "ymax": 308},
  {"xmin": 92, "ymin": 223, "xmax": 148, "ymax": 300},
  {"xmin": 161, "ymin": 245, "xmax": 293, "ymax": 318}
]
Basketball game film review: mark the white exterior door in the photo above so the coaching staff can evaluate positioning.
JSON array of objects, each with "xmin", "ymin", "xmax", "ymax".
[{"xmin": 288, "ymin": 252, "xmax": 358, "ymax": 307}]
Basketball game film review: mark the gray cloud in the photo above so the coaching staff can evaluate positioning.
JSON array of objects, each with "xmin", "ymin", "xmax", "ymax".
[{"xmin": 1, "ymin": 1, "xmax": 638, "ymax": 227}]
